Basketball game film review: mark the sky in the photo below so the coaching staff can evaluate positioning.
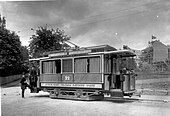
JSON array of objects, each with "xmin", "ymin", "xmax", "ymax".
[{"xmin": 1, "ymin": 0, "xmax": 170, "ymax": 50}]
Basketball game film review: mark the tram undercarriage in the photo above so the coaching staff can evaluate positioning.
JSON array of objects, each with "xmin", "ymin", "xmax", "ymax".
[{"xmin": 43, "ymin": 88, "xmax": 104, "ymax": 100}]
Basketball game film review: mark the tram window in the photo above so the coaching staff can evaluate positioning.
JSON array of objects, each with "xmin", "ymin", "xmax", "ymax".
[
  {"xmin": 56, "ymin": 60, "xmax": 61, "ymax": 73},
  {"xmin": 74, "ymin": 58, "xmax": 87, "ymax": 73},
  {"xmin": 89, "ymin": 57, "xmax": 100, "ymax": 73},
  {"xmin": 74, "ymin": 57, "xmax": 100, "ymax": 73},
  {"xmin": 42, "ymin": 60, "xmax": 61, "ymax": 74},
  {"xmin": 104, "ymin": 55, "xmax": 111, "ymax": 73},
  {"xmin": 62, "ymin": 59, "xmax": 72, "ymax": 73},
  {"xmin": 116, "ymin": 58, "xmax": 121, "ymax": 73}
]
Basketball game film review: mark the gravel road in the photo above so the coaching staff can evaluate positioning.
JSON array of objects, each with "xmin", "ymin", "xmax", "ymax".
[{"xmin": 1, "ymin": 82, "xmax": 170, "ymax": 116}]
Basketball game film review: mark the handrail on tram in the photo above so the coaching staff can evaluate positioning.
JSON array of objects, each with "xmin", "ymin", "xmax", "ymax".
[{"xmin": 29, "ymin": 57, "xmax": 49, "ymax": 61}]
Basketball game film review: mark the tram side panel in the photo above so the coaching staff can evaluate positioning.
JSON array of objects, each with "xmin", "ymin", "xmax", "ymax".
[
  {"xmin": 39, "ymin": 56, "xmax": 104, "ymax": 99},
  {"xmin": 40, "ymin": 74, "xmax": 102, "ymax": 88}
]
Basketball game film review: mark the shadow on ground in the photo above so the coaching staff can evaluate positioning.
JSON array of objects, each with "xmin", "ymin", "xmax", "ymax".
[
  {"xmin": 30, "ymin": 94, "xmax": 49, "ymax": 98},
  {"xmin": 103, "ymin": 98, "xmax": 135, "ymax": 103},
  {"xmin": 30, "ymin": 95, "xmax": 136, "ymax": 103},
  {"xmin": 1, "ymin": 79, "xmax": 20, "ymax": 88}
]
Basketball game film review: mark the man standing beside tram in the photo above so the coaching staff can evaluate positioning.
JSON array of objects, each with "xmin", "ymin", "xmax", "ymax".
[{"xmin": 29, "ymin": 66, "xmax": 38, "ymax": 92}]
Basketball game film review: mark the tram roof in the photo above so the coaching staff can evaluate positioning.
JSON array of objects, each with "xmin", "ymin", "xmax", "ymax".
[
  {"xmin": 29, "ymin": 45, "xmax": 135, "ymax": 60},
  {"xmin": 46, "ymin": 45, "xmax": 116, "ymax": 54},
  {"xmin": 82, "ymin": 45, "xmax": 116, "ymax": 51},
  {"xmin": 89, "ymin": 50, "xmax": 136, "ymax": 57}
]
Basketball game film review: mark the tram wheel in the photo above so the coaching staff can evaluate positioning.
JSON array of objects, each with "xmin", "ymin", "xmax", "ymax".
[{"xmin": 129, "ymin": 93, "xmax": 133, "ymax": 97}]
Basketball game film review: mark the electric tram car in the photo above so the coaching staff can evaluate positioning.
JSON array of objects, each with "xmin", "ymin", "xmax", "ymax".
[{"xmin": 29, "ymin": 45, "xmax": 137, "ymax": 100}]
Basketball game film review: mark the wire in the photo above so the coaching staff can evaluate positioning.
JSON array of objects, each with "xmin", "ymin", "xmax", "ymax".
[
  {"xmin": 84, "ymin": 0, "xmax": 162, "ymax": 19},
  {"xmin": 18, "ymin": 1, "xmax": 170, "ymax": 37},
  {"xmin": 64, "ymin": 4, "xmax": 170, "ymax": 29},
  {"xmin": 17, "ymin": 1, "xmax": 166, "ymax": 32},
  {"xmin": 48, "ymin": 0, "xmax": 168, "ymax": 28}
]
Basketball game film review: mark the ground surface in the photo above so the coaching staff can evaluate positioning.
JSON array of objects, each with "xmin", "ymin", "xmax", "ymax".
[
  {"xmin": 136, "ymin": 77, "xmax": 170, "ymax": 95},
  {"xmin": 1, "ymin": 80, "xmax": 170, "ymax": 116}
]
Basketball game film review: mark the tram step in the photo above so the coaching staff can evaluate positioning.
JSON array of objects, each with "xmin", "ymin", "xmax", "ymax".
[{"xmin": 110, "ymin": 89, "xmax": 123, "ymax": 97}]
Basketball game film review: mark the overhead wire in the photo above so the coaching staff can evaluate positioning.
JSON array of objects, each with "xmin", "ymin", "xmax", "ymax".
[
  {"xmin": 19, "ymin": 1, "xmax": 161, "ymax": 32},
  {"xmin": 48, "ymin": 0, "xmax": 167, "ymax": 28},
  {"xmin": 70, "ymin": 4, "xmax": 170, "ymax": 28},
  {"xmin": 19, "ymin": 1, "xmax": 170, "ymax": 37},
  {"xmin": 84, "ymin": 0, "xmax": 162, "ymax": 19}
]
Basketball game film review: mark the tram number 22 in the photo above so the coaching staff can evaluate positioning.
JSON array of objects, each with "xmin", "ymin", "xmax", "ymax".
[{"xmin": 65, "ymin": 76, "xmax": 70, "ymax": 80}]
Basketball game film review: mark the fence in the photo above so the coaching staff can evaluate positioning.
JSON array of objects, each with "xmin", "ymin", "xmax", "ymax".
[
  {"xmin": 0, "ymin": 75, "xmax": 22, "ymax": 86},
  {"xmin": 135, "ymin": 71, "xmax": 170, "ymax": 96},
  {"xmin": 136, "ymin": 71, "xmax": 170, "ymax": 80}
]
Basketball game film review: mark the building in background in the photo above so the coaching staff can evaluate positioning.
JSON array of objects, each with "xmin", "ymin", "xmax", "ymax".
[
  {"xmin": 123, "ymin": 36, "xmax": 170, "ymax": 72},
  {"xmin": 140, "ymin": 37, "xmax": 170, "ymax": 71}
]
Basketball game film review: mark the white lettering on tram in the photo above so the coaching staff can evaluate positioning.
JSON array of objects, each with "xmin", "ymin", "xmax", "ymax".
[
  {"xmin": 65, "ymin": 76, "xmax": 70, "ymax": 80},
  {"xmin": 49, "ymin": 52, "xmax": 67, "ymax": 57},
  {"xmin": 41, "ymin": 83, "xmax": 102, "ymax": 88},
  {"xmin": 69, "ymin": 50, "xmax": 91, "ymax": 55},
  {"xmin": 48, "ymin": 50, "xmax": 91, "ymax": 57}
]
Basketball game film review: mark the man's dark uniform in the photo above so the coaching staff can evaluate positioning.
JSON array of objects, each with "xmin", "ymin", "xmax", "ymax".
[
  {"xmin": 20, "ymin": 77, "xmax": 28, "ymax": 98},
  {"xmin": 29, "ymin": 68, "xmax": 38, "ymax": 92}
]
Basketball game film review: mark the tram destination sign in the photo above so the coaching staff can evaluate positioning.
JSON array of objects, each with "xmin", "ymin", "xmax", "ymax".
[
  {"xmin": 69, "ymin": 49, "xmax": 91, "ymax": 55},
  {"xmin": 49, "ymin": 52, "xmax": 67, "ymax": 57},
  {"xmin": 41, "ymin": 83, "xmax": 102, "ymax": 88}
]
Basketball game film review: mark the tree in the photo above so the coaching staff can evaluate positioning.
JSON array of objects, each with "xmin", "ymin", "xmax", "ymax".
[
  {"xmin": 21, "ymin": 46, "xmax": 29, "ymax": 62},
  {"xmin": 140, "ymin": 46, "xmax": 153, "ymax": 63},
  {"xmin": 138, "ymin": 46, "xmax": 154, "ymax": 72},
  {"xmin": 0, "ymin": 14, "xmax": 6, "ymax": 28},
  {"xmin": 0, "ymin": 15, "xmax": 28, "ymax": 76},
  {"xmin": 29, "ymin": 27, "xmax": 71, "ymax": 58}
]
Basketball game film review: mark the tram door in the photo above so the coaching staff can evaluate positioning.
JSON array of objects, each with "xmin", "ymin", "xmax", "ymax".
[
  {"xmin": 104, "ymin": 55, "xmax": 123, "ymax": 90},
  {"xmin": 114, "ymin": 75, "xmax": 122, "ymax": 89},
  {"xmin": 111, "ymin": 57, "xmax": 124, "ymax": 90},
  {"xmin": 29, "ymin": 66, "xmax": 40, "ymax": 93}
]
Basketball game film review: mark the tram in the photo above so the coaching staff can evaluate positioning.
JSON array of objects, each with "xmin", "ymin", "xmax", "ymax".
[{"xmin": 29, "ymin": 45, "xmax": 137, "ymax": 100}]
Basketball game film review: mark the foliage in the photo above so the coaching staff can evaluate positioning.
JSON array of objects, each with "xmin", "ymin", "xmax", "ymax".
[
  {"xmin": 138, "ymin": 61, "xmax": 154, "ymax": 72},
  {"xmin": 0, "ymin": 16, "xmax": 29, "ymax": 76},
  {"xmin": 21, "ymin": 46, "xmax": 29, "ymax": 62},
  {"xmin": 140, "ymin": 46, "xmax": 153, "ymax": 63},
  {"xmin": 137, "ymin": 45, "xmax": 155, "ymax": 72},
  {"xmin": 29, "ymin": 27, "xmax": 70, "ymax": 58}
]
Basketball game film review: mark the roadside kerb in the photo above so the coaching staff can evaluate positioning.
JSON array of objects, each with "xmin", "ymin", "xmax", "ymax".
[
  {"xmin": 104, "ymin": 95, "xmax": 170, "ymax": 103},
  {"xmin": 125, "ymin": 95, "xmax": 170, "ymax": 103}
]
